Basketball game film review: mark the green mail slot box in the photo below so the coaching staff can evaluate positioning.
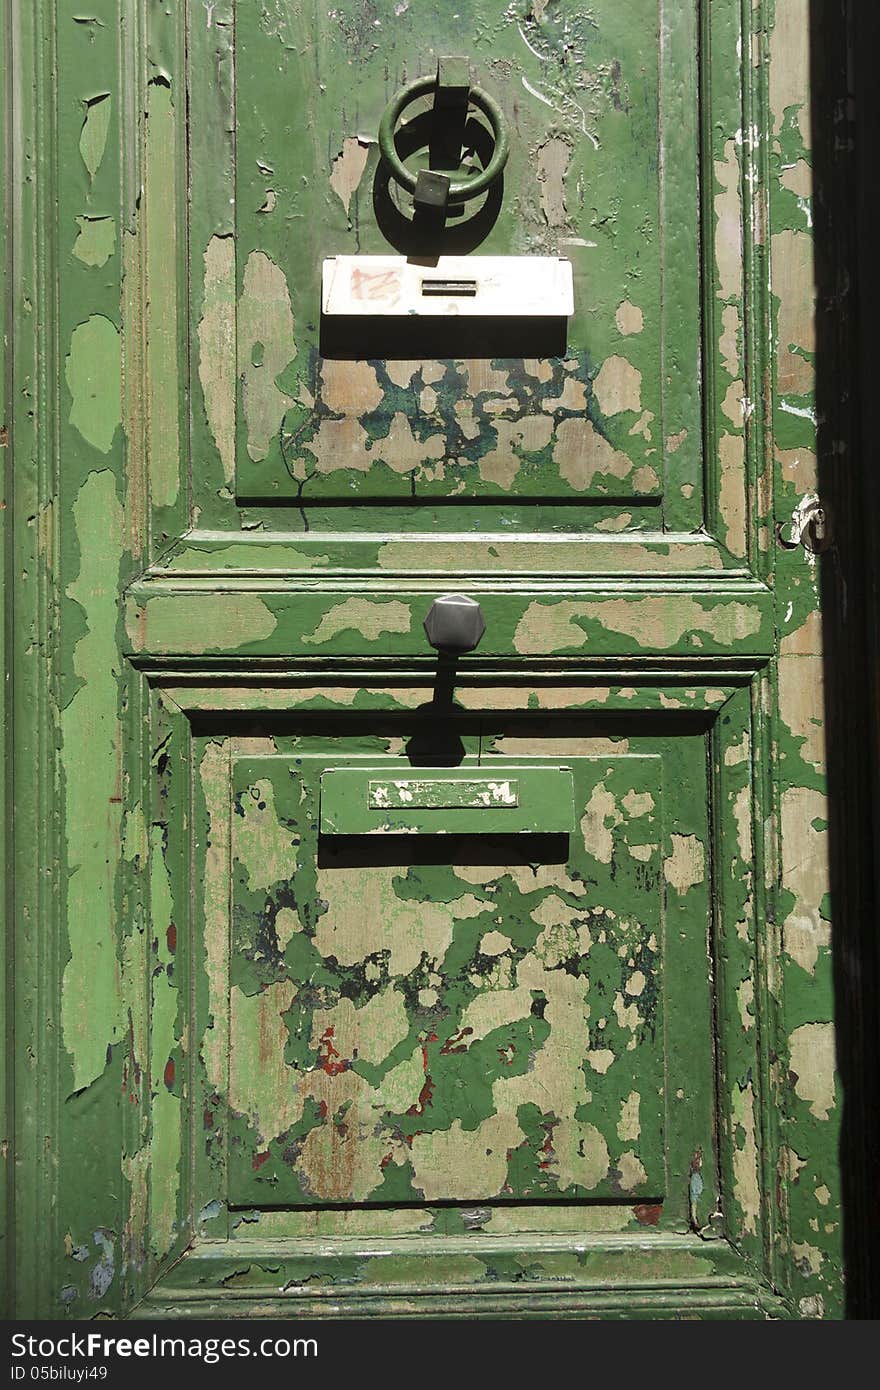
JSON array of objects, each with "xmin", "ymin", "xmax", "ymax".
[{"xmin": 319, "ymin": 765, "xmax": 575, "ymax": 836}]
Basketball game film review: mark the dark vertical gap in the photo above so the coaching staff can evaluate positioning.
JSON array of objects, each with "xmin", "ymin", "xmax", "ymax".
[{"xmin": 812, "ymin": 0, "xmax": 880, "ymax": 1317}]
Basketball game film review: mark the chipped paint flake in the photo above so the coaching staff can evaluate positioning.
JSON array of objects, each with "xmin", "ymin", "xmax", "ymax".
[
  {"xmin": 732, "ymin": 1079, "xmax": 760, "ymax": 1235},
  {"xmin": 663, "ymin": 834, "xmax": 706, "ymax": 895},
  {"xmin": 65, "ymin": 315, "xmax": 122, "ymax": 453},
  {"xmin": 772, "ymin": 229, "xmax": 816, "ymax": 396},
  {"xmin": 580, "ymin": 781, "xmax": 621, "ymax": 864},
  {"xmin": 73, "ymin": 215, "xmax": 116, "ymax": 267},
  {"xmin": 789, "ymin": 1022, "xmax": 836, "ymax": 1120},
  {"xmin": 302, "ymin": 598, "xmax": 411, "ymax": 645},
  {"xmin": 552, "ymin": 419, "xmax": 635, "ymax": 491},
  {"xmin": 329, "ymin": 136, "xmax": 371, "ymax": 217},
  {"xmin": 129, "ymin": 595, "xmax": 277, "ymax": 653},
  {"xmin": 230, "ymin": 981, "xmax": 301, "ymax": 1143},
  {"xmin": 781, "ymin": 786, "xmax": 830, "ymax": 974},
  {"xmin": 615, "ymin": 300, "xmax": 644, "ymax": 335},
  {"xmin": 321, "ymin": 359, "xmax": 384, "ymax": 415},
  {"xmin": 513, "ymin": 596, "xmax": 762, "ymax": 654},
  {"xmin": 593, "ymin": 356, "xmax": 642, "ymax": 416},
  {"xmin": 238, "ymin": 251, "xmax": 296, "ymax": 462},
  {"xmin": 769, "ymin": 0, "xmax": 811, "ymax": 143},
  {"xmin": 79, "ymin": 93, "xmax": 111, "ymax": 179},
  {"xmin": 536, "ymin": 135, "xmax": 572, "ymax": 227},
  {"xmin": 198, "ymin": 235, "xmax": 236, "ymax": 484},
  {"xmin": 617, "ymin": 1091, "xmax": 641, "ymax": 1142},
  {"xmin": 714, "ymin": 139, "xmax": 742, "ymax": 301}
]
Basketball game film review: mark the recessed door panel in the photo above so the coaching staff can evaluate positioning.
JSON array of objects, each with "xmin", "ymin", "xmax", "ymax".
[
  {"xmin": 227, "ymin": 751, "xmax": 670, "ymax": 1208},
  {"xmin": 225, "ymin": 1, "xmax": 695, "ymax": 505}
]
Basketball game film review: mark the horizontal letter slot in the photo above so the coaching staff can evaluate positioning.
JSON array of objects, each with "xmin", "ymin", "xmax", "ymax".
[
  {"xmin": 320, "ymin": 765, "xmax": 574, "ymax": 835},
  {"xmin": 369, "ymin": 777, "xmax": 518, "ymax": 810},
  {"xmin": 420, "ymin": 278, "xmax": 478, "ymax": 297}
]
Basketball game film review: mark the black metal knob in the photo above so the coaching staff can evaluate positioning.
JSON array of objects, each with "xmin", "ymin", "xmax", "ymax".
[{"xmin": 424, "ymin": 594, "xmax": 486, "ymax": 654}]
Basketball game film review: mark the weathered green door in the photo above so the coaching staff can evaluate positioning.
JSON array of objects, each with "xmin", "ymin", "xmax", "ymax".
[{"xmin": 5, "ymin": 0, "xmax": 842, "ymax": 1318}]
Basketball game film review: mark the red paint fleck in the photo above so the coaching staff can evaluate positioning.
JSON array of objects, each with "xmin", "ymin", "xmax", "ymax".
[
  {"xmin": 163, "ymin": 1057, "xmax": 175, "ymax": 1089},
  {"xmin": 252, "ymin": 1150, "xmax": 270, "ymax": 1171},
  {"xmin": 203, "ymin": 1108, "xmax": 214, "ymax": 1130},
  {"xmin": 633, "ymin": 1203, "xmax": 663, "ymax": 1226},
  {"xmin": 351, "ymin": 265, "xmax": 401, "ymax": 303},
  {"xmin": 380, "ymin": 1151, "xmax": 395, "ymax": 1169},
  {"xmin": 497, "ymin": 1042, "xmax": 516, "ymax": 1066},
  {"xmin": 407, "ymin": 1076, "xmax": 435, "ymax": 1116},
  {"xmin": 538, "ymin": 1129, "xmax": 556, "ymax": 1170},
  {"xmin": 419, "ymin": 1030, "xmax": 439, "ymax": 1071},
  {"xmin": 318, "ymin": 1026, "xmax": 348, "ymax": 1076},
  {"xmin": 440, "ymin": 1026, "xmax": 473, "ymax": 1055},
  {"xmin": 318, "ymin": 1100, "xmax": 329, "ymax": 1119},
  {"xmin": 166, "ymin": 922, "xmax": 177, "ymax": 953},
  {"xmin": 439, "ymin": 1028, "xmax": 472, "ymax": 1056}
]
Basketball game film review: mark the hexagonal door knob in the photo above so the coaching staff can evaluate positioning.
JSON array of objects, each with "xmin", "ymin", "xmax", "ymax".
[{"xmin": 424, "ymin": 594, "xmax": 486, "ymax": 654}]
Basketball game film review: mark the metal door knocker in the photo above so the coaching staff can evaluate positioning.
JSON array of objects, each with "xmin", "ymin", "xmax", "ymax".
[
  {"xmin": 378, "ymin": 59, "xmax": 510, "ymax": 216},
  {"xmin": 321, "ymin": 57, "xmax": 571, "ymax": 354}
]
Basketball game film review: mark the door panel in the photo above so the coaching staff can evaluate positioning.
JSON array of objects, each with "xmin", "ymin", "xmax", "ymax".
[
  {"xmin": 7, "ymin": 0, "xmax": 843, "ymax": 1322},
  {"xmin": 194, "ymin": 717, "xmax": 719, "ymax": 1243},
  {"xmin": 220, "ymin": 1, "xmax": 697, "ymax": 509},
  {"xmin": 228, "ymin": 752, "xmax": 666, "ymax": 1206}
]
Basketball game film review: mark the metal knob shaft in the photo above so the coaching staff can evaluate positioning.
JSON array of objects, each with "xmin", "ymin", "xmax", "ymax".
[{"xmin": 424, "ymin": 594, "xmax": 486, "ymax": 654}]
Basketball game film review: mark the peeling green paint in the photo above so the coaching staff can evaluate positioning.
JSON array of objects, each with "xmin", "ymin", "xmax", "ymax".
[
  {"xmin": 65, "ymin": 315, "xmax": 121, "ymax": 453},
  {"xmin": 238, "ymin": 250, "xmax": 296, "ymax": 464},
  {"xmin": 513, "ymin": 596, "xmax": 764, "ymax": 655},
  {"xmin": 126, "ymin": 593, "xmax": 278, "ymax": 654},
  {"xmin": 226, "ymin": 754, "xmax": 669, "ymax": 1208},
  {"xmin": 145, "ymin": 79, "xmax": 181, "ymax": 511},
  {"xmin": 198, "ymin": 235, "xmax": 236, "ymax": 484},
  {"xmin": 79, "ymin": 92, "xmax": 111, "ymax": 179},
  {"xmin": 9, "ymin": 0, "xmax": 845, "ymax": 1325},
  {"xmin": 73, "ymin": 216, "xmax": 116, "ymax": 268},
  {"xmin": 301, "ymin": 598, "xmax": 411, "ymax": 646},
  {"xmin": 60, "ymin": 470, "xmax": 124, "ymax": 1092}
]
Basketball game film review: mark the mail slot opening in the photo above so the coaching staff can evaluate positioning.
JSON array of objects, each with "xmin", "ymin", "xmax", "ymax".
[
  {"xmin": 420, "ymin": 278, "xmax": 478, "ymax": 296},
  {"xmin": 316, "ymin": 831, "xmax": 571, "ymax": 871},
  {"xmin": 319, "ymin": 765, "xmax": 574, "ymax": 835}
]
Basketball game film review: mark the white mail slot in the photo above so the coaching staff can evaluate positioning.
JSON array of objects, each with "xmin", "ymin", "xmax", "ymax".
[{"xmin": 322, "ymin": 255, "xmax": 574, "ymax": 319}]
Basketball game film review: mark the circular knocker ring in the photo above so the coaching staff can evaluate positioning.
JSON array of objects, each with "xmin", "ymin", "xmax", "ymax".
[{"xmin": 378, "ymin": 73, "xmax": 510, "ymax": 209}]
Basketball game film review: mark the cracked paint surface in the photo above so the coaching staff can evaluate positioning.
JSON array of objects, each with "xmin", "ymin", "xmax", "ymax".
[
  {"xmin": 767, "ymin": 0, "xmax": 841, "ymax": 1319},
  {"xmin": 225, "ymin": 753, "xmax": 666, "ymax": 1207},
  {"xmin": 224, "ymin": 0, "xmax": 670, "ymax": 508}
]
